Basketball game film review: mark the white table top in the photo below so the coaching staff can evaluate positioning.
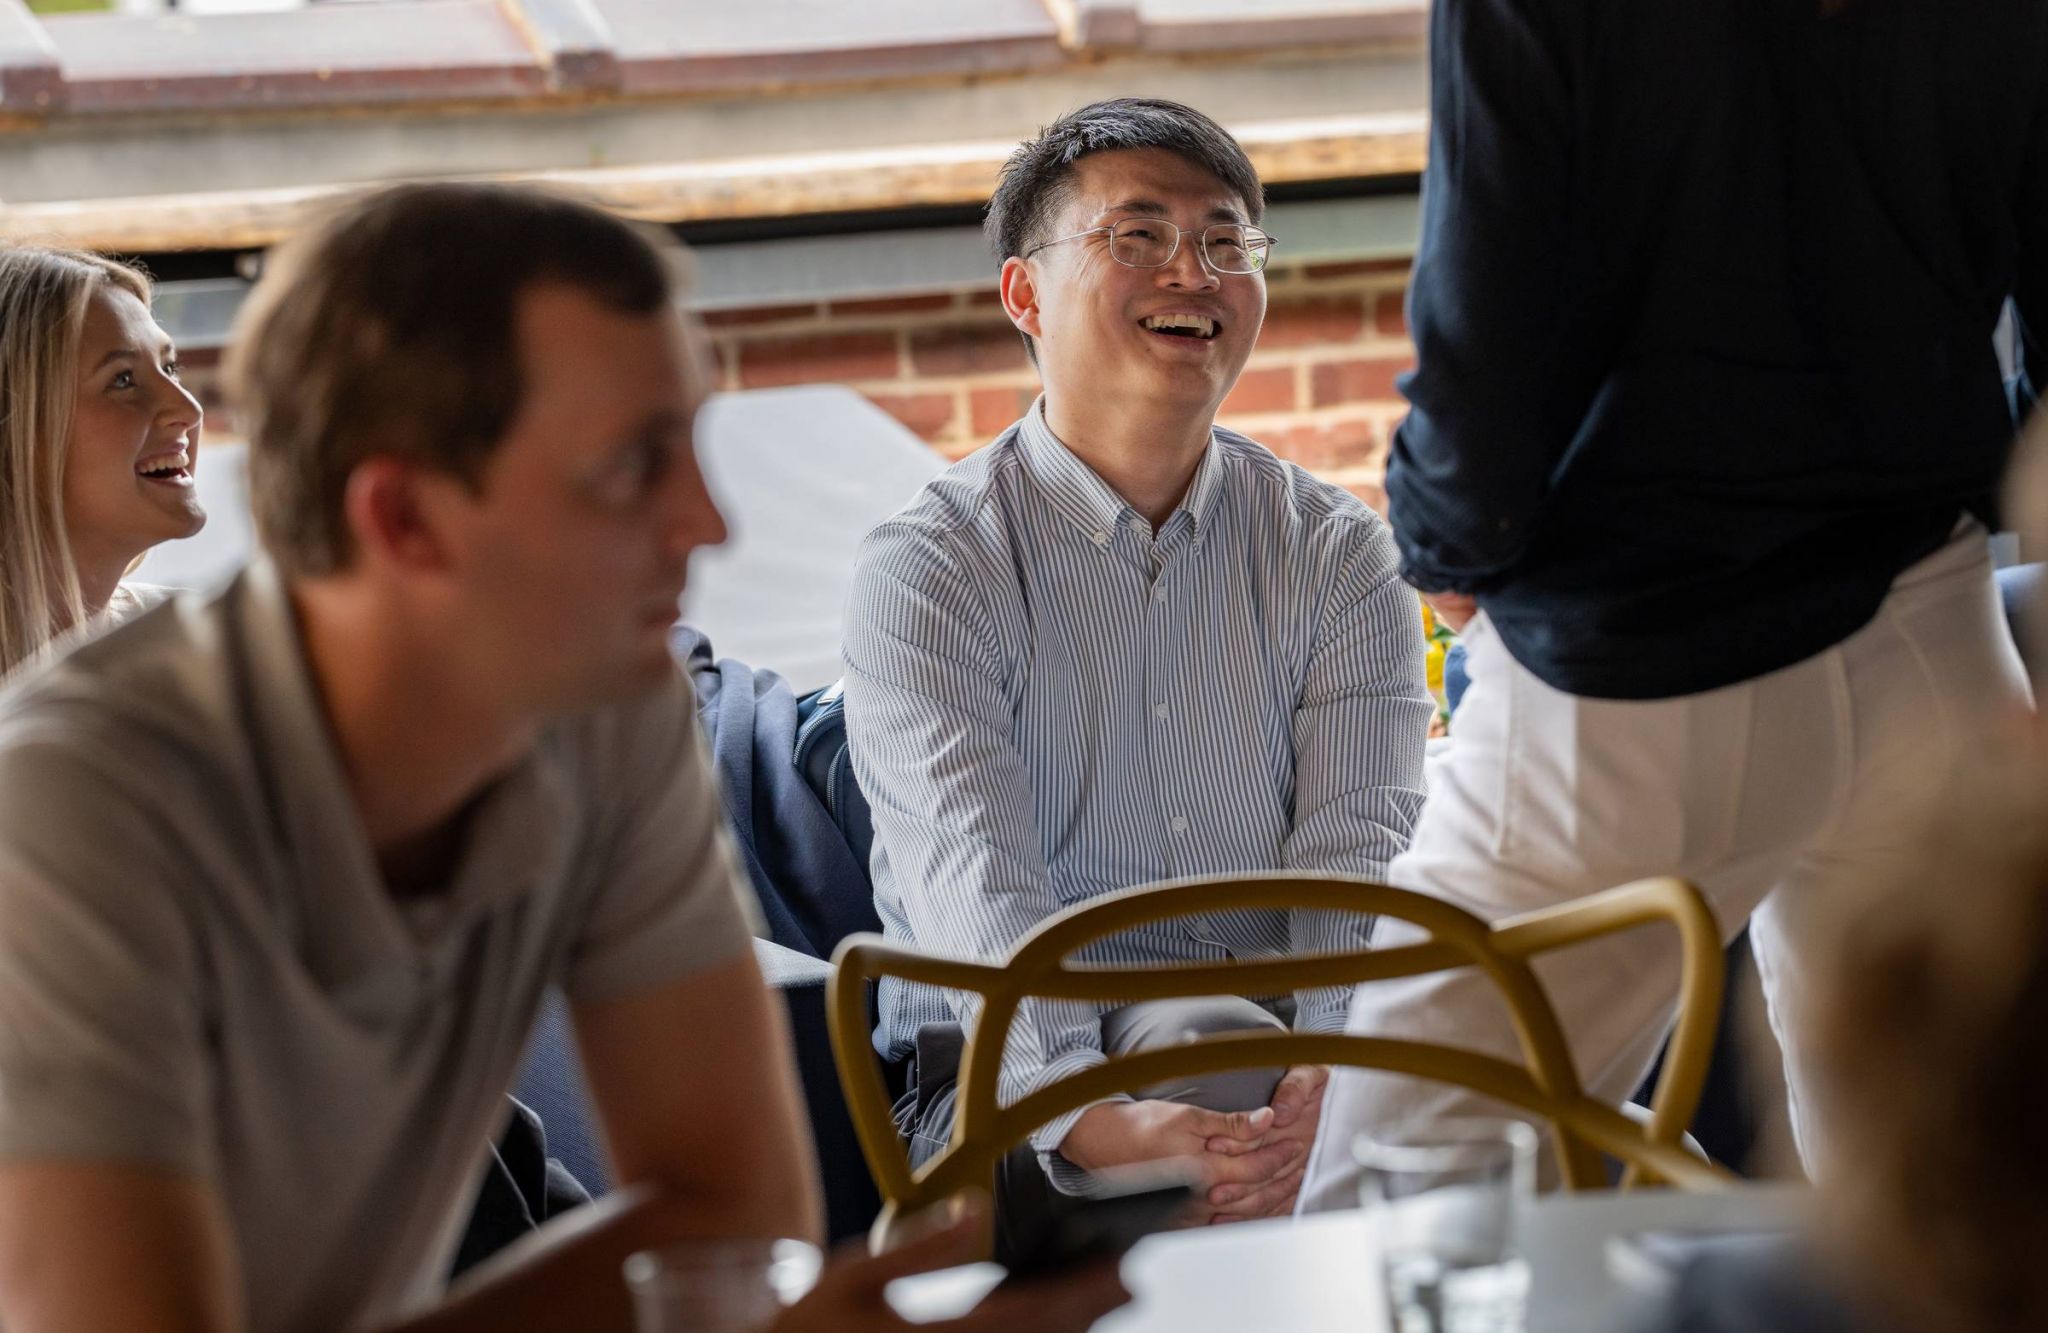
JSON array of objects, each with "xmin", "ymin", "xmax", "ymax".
[{"xmin": 894, "ymin": 1183, "xmax": 1810, "ymax": 1332}]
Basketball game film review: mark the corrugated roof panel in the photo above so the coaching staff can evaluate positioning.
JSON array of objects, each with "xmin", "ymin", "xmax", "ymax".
[
  {"xmin": 594, "ymin": 0, "xmax": 1065, "ymax": 94},
  {"xmin": 38, "ymin": 1, "xmax": 546, "ymax": 113},
  {"xmin": 0, "ymin": 0, "xmax": 62, "ymax": 113},
  {"xmin": 1140, "ymin": 0, "xmax": 1415, "ymax": 15},
  {"xmin": 1077, "ymin": 0, "xmax": 1425, "ymax": 54}
]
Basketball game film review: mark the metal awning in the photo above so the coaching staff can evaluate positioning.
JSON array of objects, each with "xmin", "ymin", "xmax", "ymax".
[{"xmin": 3, "ymin": 0, "xmax": 1428, "ymax": 252}]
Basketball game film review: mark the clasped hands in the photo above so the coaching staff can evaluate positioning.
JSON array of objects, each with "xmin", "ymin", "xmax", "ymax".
[{"xmin": 1056, "ymin": 1064, "xmax": 1330, "ymax": 1224}]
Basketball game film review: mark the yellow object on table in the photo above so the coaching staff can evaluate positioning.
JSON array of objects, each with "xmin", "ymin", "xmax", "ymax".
[{"xmin": 1420, "ymin": 596, "xmax": 1453, "ymax": 728}]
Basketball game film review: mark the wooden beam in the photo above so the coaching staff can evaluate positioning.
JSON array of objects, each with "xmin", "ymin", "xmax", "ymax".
[{"xmin": 0, "ymin": 112, "xmax": 1424, "ymax": 253}]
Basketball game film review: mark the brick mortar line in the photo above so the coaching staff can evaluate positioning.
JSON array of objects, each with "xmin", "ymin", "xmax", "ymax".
[
  {"xmin": 909, "ymin": 412, "xmax": 1409, "ymax": 449},
  {"xmin": 708, "ymin": 282, "xmax": 1408, "ymax": 339},
  {"xmin": 1313, "ymin": 465, "xmax": 1393, "ymax": 485},
  {"xmin": 1226, "ymin": 398, "xmax": 1410, "ymax": 419},
  {"xmin": 1212, "ymin": 413, "xmax": 1409, "ymax": 440},
  {"xmin": 1246, "ymin": 340, "xmax": 1415, "ymax": 365},
  {"xmin": 835, "ymin": 370, "xmax": 1414, "ymax": 402},
  {"xmin": 737, "ymin": 337, "xmax": 1416, "ymax": 390},
  {"xmin": 713, "ymin": 305, "xmax": 1407, "ymax": 342}
]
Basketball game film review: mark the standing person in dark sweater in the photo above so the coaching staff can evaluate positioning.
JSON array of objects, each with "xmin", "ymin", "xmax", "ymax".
[{"xmin": 1303, "ymin": 0, "xmax": 2045, "ymax": 1206}]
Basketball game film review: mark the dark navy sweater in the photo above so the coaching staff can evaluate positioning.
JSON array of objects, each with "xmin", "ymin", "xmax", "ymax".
[{"xmin": 1389, "ymin": 0, "xmax": 2047, "ymax": 697}]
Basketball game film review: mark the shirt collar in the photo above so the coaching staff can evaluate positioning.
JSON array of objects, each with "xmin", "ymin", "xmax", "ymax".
[
  {"xmin": 1017, "ymin": 397, "xmax": 1131, "ymax": 544},
  {"xmin": 1178, "ymin": 432, "xmax": 1227, "ymax": 537},
  {"xmin": 1016, "ymin": 397, "xmax": 1228, "ymax": 542}
]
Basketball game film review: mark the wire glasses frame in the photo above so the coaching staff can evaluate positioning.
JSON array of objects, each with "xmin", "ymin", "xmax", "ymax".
[{"xmin": 1023, "ymin": 217, "xmax": 1277, "ymax": 275}]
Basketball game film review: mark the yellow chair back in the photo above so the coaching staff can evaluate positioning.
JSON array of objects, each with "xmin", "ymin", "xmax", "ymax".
[{"xmin": 827, "ymin": 873, "xmax": 1731, "ymax": 1247}]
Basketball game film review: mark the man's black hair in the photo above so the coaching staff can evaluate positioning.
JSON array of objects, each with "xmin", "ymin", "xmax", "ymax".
[
  {"xmin": 983, "ymin": 99, "xmax": 1264, "ymax": 364},
  {"xmin": 984, "ymin": 98, "xmax": 1265, "ymax": 266}
]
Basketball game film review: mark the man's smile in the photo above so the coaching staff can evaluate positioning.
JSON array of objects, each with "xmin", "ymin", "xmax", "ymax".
[{"xmin": 1141, "ymin": 312, "xmax": 1220, "ymax": 340}]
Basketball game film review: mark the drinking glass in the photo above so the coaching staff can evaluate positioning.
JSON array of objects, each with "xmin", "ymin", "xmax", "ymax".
[
  {"xmin": 622, "ymin": 1237, "xmax": 822, "ymax": 1333},
  {"xmin": 1354, "ymin": 1118, "xmax": 1538, "ymax": 1333}
]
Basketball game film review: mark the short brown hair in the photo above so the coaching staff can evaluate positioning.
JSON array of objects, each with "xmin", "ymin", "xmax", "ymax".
[{"xmin": 227, "ymin": 182, "xmax": 683, "ymax": 575}]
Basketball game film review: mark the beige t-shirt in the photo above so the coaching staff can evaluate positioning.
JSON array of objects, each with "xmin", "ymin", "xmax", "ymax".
[{"xmin": 0, "ymin": 561, "xmax": 755, "ymax": 1330}]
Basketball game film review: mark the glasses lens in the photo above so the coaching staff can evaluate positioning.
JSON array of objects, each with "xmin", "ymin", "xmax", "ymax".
[
  {"xmin": 1109, "ymin": 219, "xmax": 1178, "ymax": 268},
  {"xmin": 1203, "ymin": 225, "xmax": 1269, "ymax": 274}
]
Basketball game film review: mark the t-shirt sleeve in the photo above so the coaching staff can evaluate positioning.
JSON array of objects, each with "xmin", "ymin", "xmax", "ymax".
[
  {"xmin": 561, "ymin": 672, "xmax": 757, "ymax": 1005},
  {"xmin": 0, "ymin": 734, "xmax": 214, "ymax": 1180}
]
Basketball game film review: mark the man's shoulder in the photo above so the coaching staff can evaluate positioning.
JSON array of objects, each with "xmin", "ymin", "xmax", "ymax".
[
  {"xmin": 1209, "ymin": 425, "xmax": 1389, "ymax": 537},
  {"xmin": 0, "ymin": 632, "xmax": 244, "ymax": 938},
  {"xmin": 0, "ymin": 583, "xmax": 246, "ymax": 785},
  {"xmin": 857, "ymin": 428, "xmax": 1030, "ymax": 570},
  {"xmin": 2, "ymin": 584, "xmax": 239, "ymax": 762}
]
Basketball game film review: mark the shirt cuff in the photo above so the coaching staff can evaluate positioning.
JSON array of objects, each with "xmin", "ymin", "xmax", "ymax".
[
  {"xmin": 1005, "ymin": 1047, "xmax": 1136, "ymax": 1194},
  {"xmin": 1041, "ymin": 1143, "xmax": 1107, "ymax": 1195},
  {"xmin": 1398, "ymin": 552, "xmax": 1485, "ymax": 599},
  {"xmin": 1034, "ymin": 1094, "xmax": 1137, "ymax": 1196}
]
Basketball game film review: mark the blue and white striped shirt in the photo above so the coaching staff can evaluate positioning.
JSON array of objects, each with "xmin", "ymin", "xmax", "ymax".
[{"xmin": 843, "ymin": 402, "xmax": 1430, "ymax": 1155}]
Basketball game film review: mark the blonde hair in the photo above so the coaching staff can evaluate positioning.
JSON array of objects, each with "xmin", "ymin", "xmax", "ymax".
[{"xmin": 0, "ymin": 246, "xmax": 152, "ymax": 674}]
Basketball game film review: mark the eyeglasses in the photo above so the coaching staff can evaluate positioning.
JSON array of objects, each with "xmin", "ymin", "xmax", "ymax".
[{"xmin": 1024, "ymin": 217, "xmax": 1277, "ymax": 275}]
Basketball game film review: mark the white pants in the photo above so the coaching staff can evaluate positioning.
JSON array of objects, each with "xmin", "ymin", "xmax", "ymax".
[{"xmin": 1300, "ymin": 527, "xmax": 2029, "ymax": 1212}]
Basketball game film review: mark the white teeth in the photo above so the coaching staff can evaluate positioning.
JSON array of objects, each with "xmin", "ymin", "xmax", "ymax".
[
  {"xmin": 136, "ymin": 449, "xmax": 190, "ymax": 477},
  {"xmin": 1142, "ymin": 313, "xmax": 1217, "ymax": 338}
]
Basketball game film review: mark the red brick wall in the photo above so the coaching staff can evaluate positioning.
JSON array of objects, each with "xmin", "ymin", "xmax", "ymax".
[
  {"xmin": 707, "ymin": 258, "xmax": 1414, "ymax": 514},
  {"xmin": 180, "ymin": 259, "xmax": 1414, "ymax": 515}
]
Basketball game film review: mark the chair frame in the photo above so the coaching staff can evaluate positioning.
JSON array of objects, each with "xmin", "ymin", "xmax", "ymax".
[{"xmin": 828, "ymin": 873, "xmax": 1731, "ymax": 1242}]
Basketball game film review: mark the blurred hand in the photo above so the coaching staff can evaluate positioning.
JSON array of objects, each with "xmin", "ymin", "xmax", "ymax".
[
  {"xmin": 770, "ymin": 1197, "xmax": 1127, "ymax": 1333},
  {"xmin": 1200, "ymin": 1066, "xmax": 1328, "ymax": 1222},
  {"xmin": 1422, "ymin": 590, "xmax": 1479, "ymax": 632}
]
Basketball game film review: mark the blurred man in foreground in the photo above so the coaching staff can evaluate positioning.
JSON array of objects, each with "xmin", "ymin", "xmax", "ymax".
[{"xmin": 0, "ymin": 184, "xmax": 1123, "ymax": 1333}]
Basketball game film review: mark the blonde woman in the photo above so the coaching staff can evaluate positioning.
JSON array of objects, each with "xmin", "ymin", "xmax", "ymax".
[{"xmin": 0, "ymin": 244, "xmax": 205, "ymax": 674}]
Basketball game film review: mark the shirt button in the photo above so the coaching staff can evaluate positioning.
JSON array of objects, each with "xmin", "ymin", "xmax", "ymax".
[
  {"xmin": 1093, "ymin": 530, "xmax": 1110, "ymax": 547},
  {"xmin": 1152, "ymin": 702, "xmax": 1169, "ymax": 720},
  {"xmin": 1169, "ymin": 815, "xmax": 1189, "ymax": 834},
  {"xmin": 1152, "ymin": 586, "xmax": 1167, "ymax": 603}
]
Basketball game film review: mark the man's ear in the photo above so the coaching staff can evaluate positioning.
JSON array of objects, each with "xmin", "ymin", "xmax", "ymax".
[
  {"xmin": 342, "ymin": 456, "xmax": 457, "ymax": 574},
  {"xmin": 999, "ymin": 256, "xmax": 1042, "ymax": 339}
]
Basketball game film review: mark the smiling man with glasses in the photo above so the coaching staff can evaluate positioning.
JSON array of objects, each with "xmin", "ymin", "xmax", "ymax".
[{"xmin": 842, "ymin": 98, "xmax": 1431, "ymax": 1245}]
